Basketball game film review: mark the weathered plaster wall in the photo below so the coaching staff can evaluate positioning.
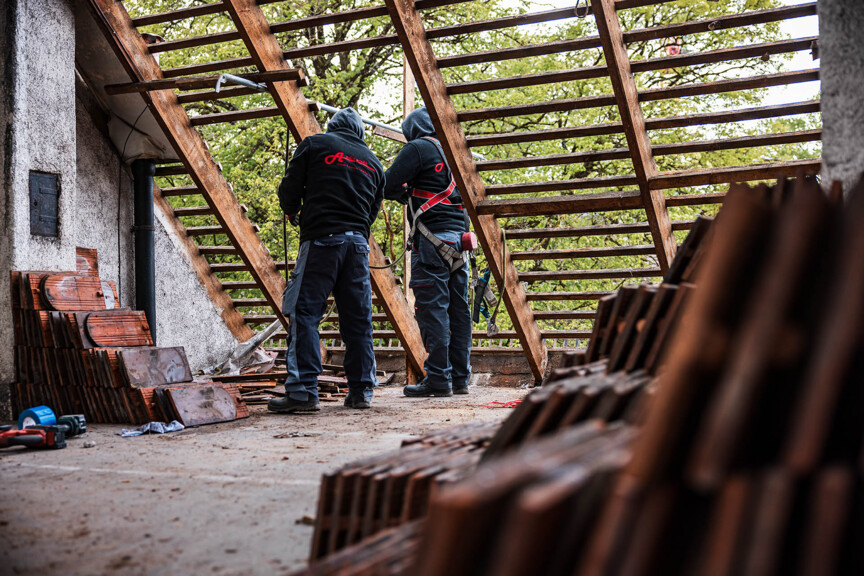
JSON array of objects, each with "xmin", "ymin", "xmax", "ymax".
[
  {"xmin": 0, "ymin": 0, "xmax": 240, "ymax": 416},
  {"xmin": 0, "ymin": 1, "xmax": 14, "ymax": 416},
  {"xmin": 1, "ymin": 0, "xmax": 78, "ymax": 417},
  {"xmin": 74, "ymin": 97, "xmax": 136, "ymax": 305},
  {"xmin": 819, "ymin": 0, "xmax": 864, "ymax": 189},
  {"xmin": 153, "ymin": 209, "xmax": 239, "ymax": 372},
  {"xmin": 78, "ymin": 93, "xmax": 239, "ymax": 371}
]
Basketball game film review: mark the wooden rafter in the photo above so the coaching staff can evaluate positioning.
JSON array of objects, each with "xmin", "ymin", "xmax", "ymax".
[
  {"xmin": 223, "ymin": 0, "xmax": 428, "ymax": 378},
  {"xmin": 592, "ymin": 0, "xmax": 676, "ymax": 272},
  {"xmin": 104, "ymin": 69, "xmax": 305, "ymax": 95},
  {"xmin": 385, "ymin": 0, "xmax": 549, "ymax": 382},
  {"xmin": 153, "ymin": 186, "xmax": 255, "ymax": 342},
  {"xmin": 86, "ymin": 0, "xmax": 290, "ymax": 333}
]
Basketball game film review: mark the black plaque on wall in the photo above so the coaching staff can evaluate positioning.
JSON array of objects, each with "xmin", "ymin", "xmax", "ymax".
[{"xmin": 29, "ymin": 171, "xmax": 59, "ymax": 237}]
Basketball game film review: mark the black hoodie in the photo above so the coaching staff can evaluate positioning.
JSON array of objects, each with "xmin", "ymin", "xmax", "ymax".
[
  {"xmin": 279, "ymin": 107, "xmax": 385, "ymax": 243},
  {"xmin": 383, "ymin": 108, "xmax": 468, "ymax": 234}
]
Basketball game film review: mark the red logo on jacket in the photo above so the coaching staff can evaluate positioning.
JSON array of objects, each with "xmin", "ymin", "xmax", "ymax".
[
  {"xmin": 325, "ymin": 151, "xmax": 371, "ymax": 168},
  {"xmin": 434, "ymin": 162, "xmax": 444, "ymax": 173},
  {"xmin": 324, "ymin": 151, "xmax": 374, "ymax": 177}
]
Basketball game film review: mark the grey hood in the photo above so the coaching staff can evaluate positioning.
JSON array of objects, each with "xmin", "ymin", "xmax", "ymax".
[
  {"xmin": 326, "ymin": 107, "xmax": 365, "ymax": 139},
  {"xmin": 401, "ymin": 107, "xmax": 437, "ymax": 141}
]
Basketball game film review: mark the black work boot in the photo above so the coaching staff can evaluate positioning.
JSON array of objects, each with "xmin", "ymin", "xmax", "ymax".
[
  {"xmin": 404, "ymin": 382, "xmax": 452, "ymax": 397},
  {"xmin": 268, "ymin": 396, "xmax": 321, "ymax": 413},
  {"xmin": 344, "ymin": 395, "xmax": 371, "ymax": 409},
  {"xmin": 452, "ymin": 385, "xmax": 470, "ymax": 395}
]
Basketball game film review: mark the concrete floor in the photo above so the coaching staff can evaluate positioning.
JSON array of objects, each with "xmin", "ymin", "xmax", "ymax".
[{"xmin": 0, "ymin": 384, "xmax": 526, "ymax": 576}]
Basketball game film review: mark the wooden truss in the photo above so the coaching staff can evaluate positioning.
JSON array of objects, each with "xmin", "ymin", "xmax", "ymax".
[
  {"xmin": 223, "ymin": 0, "xmax": 427, "ymax": 378},
  {"xmin": 92, "ymin": 0, "xmax": 821, "ymax": 381}
]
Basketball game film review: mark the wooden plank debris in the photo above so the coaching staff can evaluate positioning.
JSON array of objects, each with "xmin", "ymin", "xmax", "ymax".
[{"xmin": 9, "ymin": 251, "xmax": 249, "ymax": 425}]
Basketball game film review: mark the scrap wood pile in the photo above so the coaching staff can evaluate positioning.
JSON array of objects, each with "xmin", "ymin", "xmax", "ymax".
[
  {"xmin": 296, "ymin": 423, "xmax": 636, "ymax": 576},
  {"xmin": 309, "ymin": 421, "xmax": 501, "ymax": 560},
  {"xmin": 484, "ymin": 217, "xmax": 713, "ymax": 458},
  {"xmin": 294, "ymin": 176, "xmax": 864, "ymax": 576},
  {"xmin": 574, "ymin": 176, "xmax": 863, "ymax": 576},
  {"xmin": 300, "ymin": 219, "xmax": 714, "ymax": 568},
  {"xmin": 10, "ymin": 248, "xmax": 248, "ymax": 425},
  {"xmin": 218, "ymin": 369, "xmax": 395, "ymax": 405}
]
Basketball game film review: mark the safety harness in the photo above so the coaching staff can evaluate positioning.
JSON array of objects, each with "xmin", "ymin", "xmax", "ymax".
[
  {"xmin": 405, "ymin": 136, "xmax": 470, "ymax": 273},
  {"xmin": 406, "ymin": 137, "xmax": 501, "ymax": 335}
]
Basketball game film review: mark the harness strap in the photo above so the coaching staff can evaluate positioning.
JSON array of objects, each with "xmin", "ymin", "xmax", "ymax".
[
  {"xmin": 411, "ymin": 136, "xmax": 458, "ymax": 214},
  {"xmin": 411, "ymin": 185, "xmax": 461, "ymax": 211},
  {"xmin": 416, "ymin": 221, "xmax": 466, "ymax": 273}
]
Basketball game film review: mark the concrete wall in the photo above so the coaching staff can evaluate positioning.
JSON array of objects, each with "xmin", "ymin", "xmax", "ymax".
[
  {"xmin": 0, "ymin": 0, "xmax": 78, "ymax": 415},
  {"xmin": 0, "ymin": 0, "xmax": 240, "ymax": 417},
  {"xmin": 153, "ymin": 207, "xmax": 239, "ymax": 372},
  {"xmin": 819, "ymin": 0, "xmax": 864, "ymax": 190},
  {"xmin": 75, "ymin": 92, "xmax": 239, "ymax": 373},
  {"xmin": 74, "ymin": 96, "xmax": 136, "ymax": 307},
  {"xmin": 0, "ymin": 1, "xmax": 12, "ymax": 415}
]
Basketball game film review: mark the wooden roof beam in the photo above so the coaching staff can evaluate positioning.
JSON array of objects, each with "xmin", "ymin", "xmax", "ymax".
[
  {"xmin": 651, "ymin": 159, "xmax": 821, "ymax": 189},
  {"xmin": 438, "ymin": 2, "xmax": 816, "ymax": 68},
  {"xmin": 505, "ymin": 220, "xmax": 696, "ymax": 240},
  {"xmin": 223, "ymin": 0, "xmax": 427, "ymax": 378},
  {"xmin": 520, "ymin": 268, "xmax": 664, "ymax": 282},
  {"xmin": 593, "ymin": 0, "xmax": 676, "ymax": 272},
  {"xmin": 86, "ymin": 0, "xmax": 290, "ymax": 334},
  {"xmin": 223, "ymin": 0, "xmax": 319, "ymax": 142},
  {"xmin": 104, "ymin": 69, "xmax": 304, "ymax": 95},
  {"xmin": 385, "ymin": 0, "xmax": 548, "ymax": 382},
  {"xmin": 476, "ymin": 190, "xmax": 644, "ymax": 218}
]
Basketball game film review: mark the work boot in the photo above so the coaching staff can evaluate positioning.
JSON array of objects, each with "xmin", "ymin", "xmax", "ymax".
[
  {"xmin": 404, "ymin": 381, "xmax": 452, "ymax": 398},
  {"xmin": 453, "ymin": 385, "xmax": 470, "ymax": 395},
  {"xmin": 268, "ymin": 396, "xmax": 321, "ymax": 414},
  {"xmin": 344, "ymin": 395, "xmax": 371, "ymax": 409}
]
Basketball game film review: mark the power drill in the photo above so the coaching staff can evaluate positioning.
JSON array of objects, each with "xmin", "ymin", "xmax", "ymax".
[{"xmin": 0, "ymin": 414, "xmax": 87, "ymax": 450}]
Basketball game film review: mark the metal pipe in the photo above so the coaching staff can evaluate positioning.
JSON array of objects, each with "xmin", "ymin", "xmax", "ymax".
[
  {"xmin": 216, "ymin": 73, "xmax": 266, "ymax": 93},
  {"xmin": 132, "ymin": 159, "xmax": 157, "ymax": 344},
  {"xmin": 213, "ymin": 74, "xmax": 484, "ymax": 157},
  {"xmin": 311, "ymin": 101, "xmax": 485, "ymax": 159},
  {"xmin": 313, "ymin": 101, "xmax": 404, "ymax": 133}
]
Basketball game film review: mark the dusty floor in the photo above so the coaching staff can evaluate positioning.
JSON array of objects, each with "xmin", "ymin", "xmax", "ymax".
[{"xmin": 0, "ymin": 384, "xmax": 526, "ymax": 576}]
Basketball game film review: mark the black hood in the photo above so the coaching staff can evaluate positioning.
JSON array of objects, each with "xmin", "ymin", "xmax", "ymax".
[
  {"xmin": 401, "ymin": 107, "xmax": 437, "ymax": 141},
  {"xmin": 327, "ymin": 107, "xmax": 365, "ymax": 139}
]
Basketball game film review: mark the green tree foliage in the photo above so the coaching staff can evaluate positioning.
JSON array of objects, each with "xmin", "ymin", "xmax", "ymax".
[{"xmin": 125, "ymin": 0, "xmax": 820, "ymax": 346}]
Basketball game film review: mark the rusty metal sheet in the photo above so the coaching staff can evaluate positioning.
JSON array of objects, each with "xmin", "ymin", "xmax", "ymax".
[
  {"xmin": 118, "ymin": 347, "xmax": 192, "ymax": 387},
  {"xmin": 167, "ymin": 385, "xmax": 237, "ymax": 427},
  {"xmin": 85, "ymin": 310, "xmax": 153, "ymax": 347},
  {"xmin": 40, "ymin": 275, "xmax": 118, "ymax": 311},
  {"xmin": 75, "ymin": 247, "xmax": 100, "ymax": 277}
]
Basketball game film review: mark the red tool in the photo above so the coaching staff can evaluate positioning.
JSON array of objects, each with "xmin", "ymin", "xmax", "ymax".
[{"xmin": 0, "ymin": 424, "xmax": 67, "ymax": 450}]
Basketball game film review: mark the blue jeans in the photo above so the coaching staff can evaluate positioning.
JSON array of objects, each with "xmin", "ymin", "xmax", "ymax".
[
  {"xmin": 281, "ymin": 232, "xmax": 376, "ymax": 403},
  {"xmin": 410, "ymin": 232, "xmax": 472, "ymax": 391}
]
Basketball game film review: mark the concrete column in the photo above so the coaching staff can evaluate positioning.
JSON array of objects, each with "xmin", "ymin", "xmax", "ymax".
[{"xmin": 819, "ymin": 0, "xmax": 864, "ymax": 191}]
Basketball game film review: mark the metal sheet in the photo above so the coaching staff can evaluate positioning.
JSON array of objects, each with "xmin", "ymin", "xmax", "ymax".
[
  {"xmin": 167, "ymin": 385, "xmax": 237, "ymax": 427},
  {"xmin": 118, "ymin": 347, "xmax": 192, "ymax": 387}
]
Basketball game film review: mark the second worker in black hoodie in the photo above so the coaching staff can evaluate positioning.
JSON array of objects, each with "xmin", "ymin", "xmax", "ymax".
[
  {"xmin": 383, "ymin": 107, "xmax": 473, "ymax": 398},
  {"xmin": 271, "ymin": 108, "xmax": 384, "ymax": 413}
]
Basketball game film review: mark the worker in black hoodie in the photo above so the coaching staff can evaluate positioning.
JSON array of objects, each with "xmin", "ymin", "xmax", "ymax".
[
  {"xmin": 272, "ymin": 107, "xmax": 384, "ymax": 413},
  {"xmin": 383, "ymin": 107, "xmax": 472, "ymax": 397}
]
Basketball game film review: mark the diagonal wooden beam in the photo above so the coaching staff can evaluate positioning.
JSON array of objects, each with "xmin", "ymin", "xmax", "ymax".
[
  {"xmin": 224, "ymin": 0, "xmax": 427, "ymax": 377},
  {"xmin": 153, "ymin": 185, "xmax": 255, "ymax": 342},
  {"xmin": 86, "ymin": 0, "xmax": 290, "ymax": 334},
  {"xmin": 223, "ymin": 0, "xmax": 319, "ymax": 142},
  {"xmin": 385, "ymin": 0, "xmax": 549, "ymax": 382},
  {"xmin": 592, "ymin": 0, "xmax": 676, "ymax": 272}
]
